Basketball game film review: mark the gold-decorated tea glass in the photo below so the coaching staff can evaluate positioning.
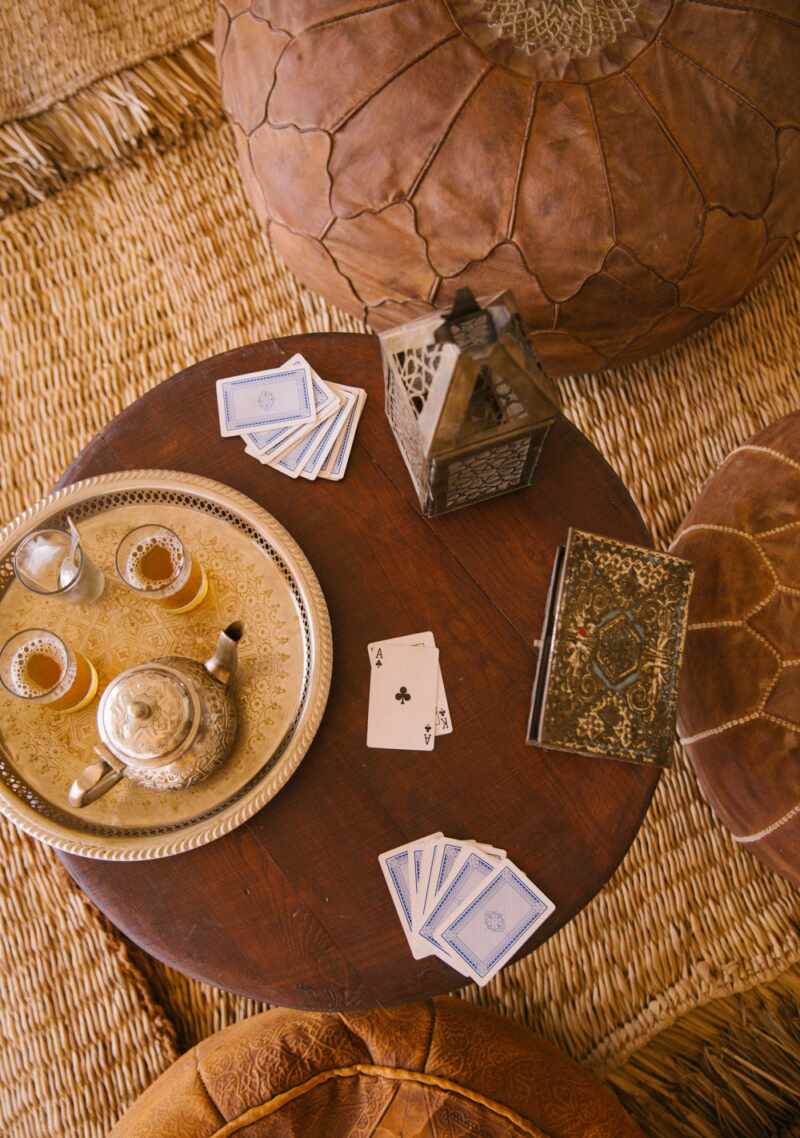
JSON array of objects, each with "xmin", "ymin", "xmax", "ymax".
[
  {"xmin": 115, "ymin": 524, "xmax": 208, "ymax": 613},
  {"xmin": 0, "ymin": 628, "xmax": 98, "ymax": 713}
]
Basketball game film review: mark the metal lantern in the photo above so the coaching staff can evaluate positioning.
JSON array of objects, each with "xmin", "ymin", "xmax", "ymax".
[{"xmin": 380, "ymin": 289, "xmax": 560, "ymax": 517}]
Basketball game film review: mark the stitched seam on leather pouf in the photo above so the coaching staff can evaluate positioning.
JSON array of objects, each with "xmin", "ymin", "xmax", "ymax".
[
  {"xmin": 193, "ymin": 1047, "xmax": 228, "ymax": 1129},
  {"xmin": 733, "ymin": 797, "xmax": 800, "ymax": 843},
  {"xmin": 421, "ymin": 997, "xmax": 437, "ymax": 1074},
  {"xmin": 735, "ymin": 445, "xmax": 800, "ymax": 476},
  {"xmin": 206, "ymin": 1064, "xmax": 546, "ymax": 1137},
  {"xmin": 680, "ymin": 711, "xmax": 759, "ymax": 746}
]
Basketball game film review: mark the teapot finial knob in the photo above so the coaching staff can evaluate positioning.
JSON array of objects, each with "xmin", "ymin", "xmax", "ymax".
[{"xmin": 130, "ymin": 700, "xmax": 152, "ymax": 720}]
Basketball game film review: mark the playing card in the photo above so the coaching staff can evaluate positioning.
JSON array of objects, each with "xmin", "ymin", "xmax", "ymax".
[
  {"xmin": 245, "ymin": 415, "xmax": 323, "ymax": 460},
  {"xmin": 411, "ymin": 836, "xmax": 440, "ymax": 955},
  {"xmin": 473, "ymin": 842, "xmax": 507, "ymax": 861},
  {"xmin": 410, "ymin": 833, "xmax": 441, "ymax": 901},
  {"xmin": 407, "ymin": 832, "xmax": 442, "ymax": 959},
  {"xmin": 217, "ymin": 363, "xmax": 314, "ymax": 436},
  {"xmin": 303, "ymin": 358, "xmax": 340, "ymax": 421},
  {"xmin": 418, "ymin": 848, "xmax": 497, "ymax": 963},
  {"xmin": 434, "ymin": 839, "xmax": 505, "ymax": 888},
  {"xmin": 245, "ymin": 420, "xmax": 317, "ymax": 464},
  {"xmin": 298, "ymin": 384, "xmax": 357, "ymax": 482},
  {"xmin": 244, "ymin": 424, "xmax": 296, "ymax": 454},
  {"xmin": 439, "ymin": 862, "xmax": 555, "ymax": 986},
  {"xmin": 319, "ymin": 388, "xmax": 367, "ymax": 481},
  {"xmin": 429, "ymin": 839, "xmax": 466, "ymax": 901},
  {"xmin": 242, "ymin": 356, "xmax": 328, "ymax": 454},
  {"xmin": 245, "ymin": 434, "xmax": 294, "ymax": 462},
  {"xmin": 298, "ymin": 386, "xmax": 356, "ymax": 481},
  {"xmin": 378, "ymin": 842, "xmax": 415, "ymax": 945},
  {"xmin": 268, "ymin": 386, "xmax": 351, "ymax": 480},
  {"xmin": 267, "ymin": 397, "xmax": 344, "ymax": 479},
  {"xmin": 369, "ymin": 632, "xmax": 452, "ymax": 736},
  {"xmin": 417, "ymin": 837, "xmax": 442, "ymax": 927},
  {"xmin": 367, "ymin": 643, "xmax": 438, "ymax": 751}
]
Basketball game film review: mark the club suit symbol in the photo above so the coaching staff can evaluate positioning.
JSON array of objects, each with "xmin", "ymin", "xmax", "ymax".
[{"xmin": 395, "ymin": 686, "xmax": 411, "ymax": 705}]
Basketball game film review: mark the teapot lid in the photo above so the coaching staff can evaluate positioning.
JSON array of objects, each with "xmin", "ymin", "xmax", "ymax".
[{"xmin": 98, "ymin": 664, "xmax": 200, "ymax": 765}]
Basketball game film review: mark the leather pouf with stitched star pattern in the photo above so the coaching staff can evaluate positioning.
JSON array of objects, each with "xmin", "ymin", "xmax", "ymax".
[
  {"xmin": 214, "ymin": 0, "xmax": 800, "ymax": 376},
  {"xmin": 110, "ymin": 998, "xmax": 644, "ymax": 1137},
  {"xmin": 673, "ymin": 413, "xmax": 800, "ymax": 886}
]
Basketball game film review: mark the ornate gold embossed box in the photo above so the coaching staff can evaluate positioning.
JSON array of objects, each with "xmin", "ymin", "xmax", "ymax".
[
  {"xmin": 379, "ymin": 289, "xmax": 560, "ymax": 517},
  {"xmin": 527, "ymin": 529, "xmax": 694, "ymax": 767}
]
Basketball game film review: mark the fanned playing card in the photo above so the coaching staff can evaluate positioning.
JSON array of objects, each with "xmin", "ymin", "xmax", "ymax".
[
  {"xmin": 378, "ymin": 842, "xmax": 415, "ymax": 946},
  {"xmin": 319, "ymin": 388, "xmax": 367, "ymax": 481},
  {"xmin": 216, "ymin": 362, "xmax": 314, "ymax": 435},
  {"xmin": 418, "ymin": 847, "xmax": 497, "ymax": 962},
  {"xmin": 439, "ymin": 861, "xmax": 555, "ymax": 986}
]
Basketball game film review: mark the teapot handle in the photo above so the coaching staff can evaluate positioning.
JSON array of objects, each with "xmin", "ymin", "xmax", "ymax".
[{"xmin": 68, "ymin": 747, "xmax": 124, "ymax": 809}]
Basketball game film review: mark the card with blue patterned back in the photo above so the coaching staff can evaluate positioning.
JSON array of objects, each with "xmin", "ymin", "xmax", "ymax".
[
  {"xmin": 216, "ymin": 364, "xmax": 314, "ymax": 435},
  {"xmin": 419, "ymin": 849, "xmax": 496, "ymax": 959},
  {"xmin": 378, "ymin": 843, "xmax": 413, "ymax": 939},
  {"xmin": 440, "ymin": 863, "xmax": 554, "ymax": 986}
]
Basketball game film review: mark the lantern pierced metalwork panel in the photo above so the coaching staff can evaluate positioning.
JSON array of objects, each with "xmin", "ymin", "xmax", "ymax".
[{"xmin": 380, "ymin": 289, "xmax": 561, "ymax": 517}]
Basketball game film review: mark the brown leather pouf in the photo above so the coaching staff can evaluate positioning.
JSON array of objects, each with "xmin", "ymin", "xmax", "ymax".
[
  {"xmin": 673, "ymin": 413, "xmax": 800, "ymax": 885},
  {"xmin": 110, "ymin": 998, "xmax": 643, "ymax": 1136},
  {"xmin": 214, "ymin": 0, "xmax": 800, "ymax": 376}
]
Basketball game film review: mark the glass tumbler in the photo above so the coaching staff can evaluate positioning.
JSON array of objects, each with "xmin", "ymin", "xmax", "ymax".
[
  {"xmin": 13, "ymin": 527, "xmax": 105, "ymax": 605},
  {"xmin": 0, "ymin": 629, "xmax": 99, "ymax": 713},
  {"xmin": 115, "ymin": 525, "xmax": 208, "ymax": 613}
]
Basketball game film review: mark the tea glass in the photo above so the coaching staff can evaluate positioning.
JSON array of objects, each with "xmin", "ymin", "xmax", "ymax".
[
  {"xmin": 13, "ymin": 527, "xmax": 105, "ymax": 605},
  {"xmin": 0, "ymin": 629, "xmax": 99, "ymax": 713},
  {"xmin": 115, "ymin": 525, "xmax": 208, "ymax": 613}
]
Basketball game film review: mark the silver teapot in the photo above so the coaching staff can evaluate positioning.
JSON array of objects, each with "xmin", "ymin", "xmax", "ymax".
[{"xmin": 69, "ymin": 622, "xmax": 243, "ymax": 808}]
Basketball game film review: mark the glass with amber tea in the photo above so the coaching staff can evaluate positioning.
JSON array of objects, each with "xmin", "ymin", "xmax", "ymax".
[
  {"xmin": 115, "ymin": 525, "xmax": 208, "ymax": 613},
  {"xmin": 0, "ymin": 629, "xmax": 99, "ymax": 712}
]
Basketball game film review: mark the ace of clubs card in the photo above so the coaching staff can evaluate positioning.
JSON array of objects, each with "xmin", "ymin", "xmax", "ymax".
[{"xmin": 367, "ymin": 644, "xmax": 439, "ymax": 751}]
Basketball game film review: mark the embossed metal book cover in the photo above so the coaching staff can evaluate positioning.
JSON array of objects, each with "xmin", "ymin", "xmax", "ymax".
[{"xmin": 528, "ymin": 529, "xmax": 694, "ymax": 767}]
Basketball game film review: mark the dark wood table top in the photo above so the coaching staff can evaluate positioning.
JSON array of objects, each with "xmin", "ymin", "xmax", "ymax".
[{"xmin": 58, "ymin": 332, "xmax": 657, "ymax": 1010}]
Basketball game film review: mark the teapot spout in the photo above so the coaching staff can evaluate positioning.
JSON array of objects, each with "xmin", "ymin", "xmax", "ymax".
[{"xmin": 204, "ymin": 622, "xmax": 243, "ymax": 688}]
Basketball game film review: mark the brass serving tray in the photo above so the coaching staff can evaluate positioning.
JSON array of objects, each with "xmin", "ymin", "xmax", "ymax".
[{"xmin": 0, "ymin": 470, "xmax": 332, "ymax": 860}]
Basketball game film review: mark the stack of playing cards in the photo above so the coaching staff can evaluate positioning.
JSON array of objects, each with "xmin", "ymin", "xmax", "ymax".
[
  {"xmin": 379, "ymin": 834, "xmax": 555, "ymax": 987},
  {"xmin": 216, "ymin": 353, "xmax": 366, "ymax": 481},
  {"xmin": 367, "ymin": 632, "xmax": 452, "ymax": 750}
]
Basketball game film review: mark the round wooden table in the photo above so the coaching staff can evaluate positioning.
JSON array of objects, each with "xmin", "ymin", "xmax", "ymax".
[{"xmin": 58, "ymin": 332, "xmax": 657, "ymax": 1010}]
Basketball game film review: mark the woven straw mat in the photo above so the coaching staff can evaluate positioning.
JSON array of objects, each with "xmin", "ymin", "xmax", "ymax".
[
  {"xmin": 1, "ymin": 10, "xmax": 800, "ymax": 1138},
  {"xmin": 0, "ymin": 0, "xmax": 213, "ymax": 122}
]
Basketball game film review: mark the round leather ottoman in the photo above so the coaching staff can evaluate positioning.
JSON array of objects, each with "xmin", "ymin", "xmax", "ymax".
[
  {"xmin": 111, "ymin": 998, "xmax": 643, "ymax": 1136},
  {"xmin": 215, "ymin": 0, "xmax": 800, "ymax": 376},
  {"xmin": 673, "ymin": 413, "xmax": 800, "ymax": 885}
]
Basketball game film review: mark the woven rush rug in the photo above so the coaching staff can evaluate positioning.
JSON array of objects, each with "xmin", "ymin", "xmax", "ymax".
[
  {"xmin": 1, "ymin": 9, "xmax": 799, "ymax": 1138},
  {"xmin": 0, "ymin": 0, "xmax": 213, "ymax": 121}
]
